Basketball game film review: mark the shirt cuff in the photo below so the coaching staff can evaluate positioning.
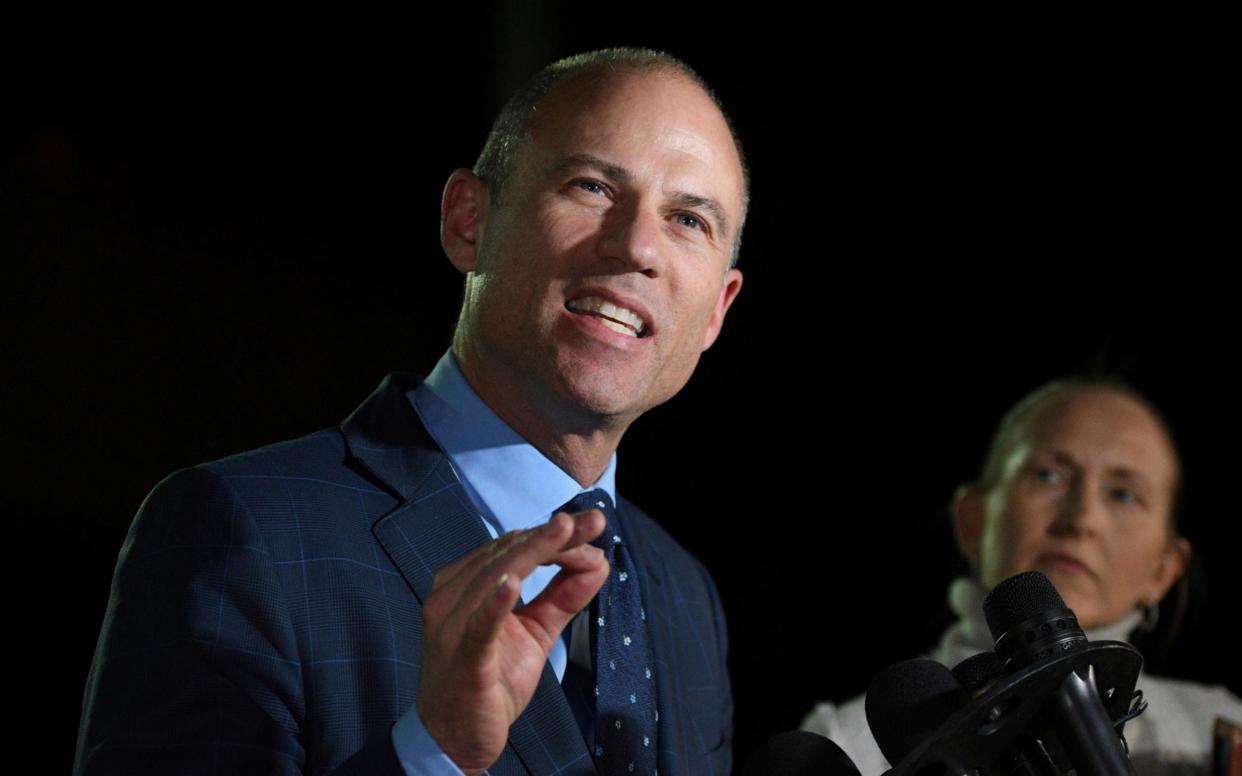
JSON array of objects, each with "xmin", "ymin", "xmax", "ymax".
[{"xmin": 392, "ymin": 706, "xmax": 468, "ymax": 775}]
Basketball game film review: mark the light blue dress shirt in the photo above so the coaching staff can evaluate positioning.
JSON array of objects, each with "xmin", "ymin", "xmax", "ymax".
[{"xmin": 391, "ymin": 350, "xmax": 617, "ymax": 774}]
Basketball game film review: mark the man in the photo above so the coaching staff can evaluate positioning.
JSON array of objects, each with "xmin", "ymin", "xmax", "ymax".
[{"xmin": 75, "ymin": 48, "xmax": 746, "ymax": 775}]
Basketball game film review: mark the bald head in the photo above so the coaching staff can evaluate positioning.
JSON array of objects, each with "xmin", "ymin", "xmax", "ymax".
[{"xmin": 472, "ymin": 48, "xmax": 750, "ymax": 266}]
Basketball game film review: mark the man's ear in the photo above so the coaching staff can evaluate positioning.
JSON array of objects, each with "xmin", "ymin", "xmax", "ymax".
[
  {"xmin": 951, "ymin": 484, "xmax": 985, "ymax": 565},
  {"xmin": 700, "ymin": 268, "xmax": 743, "ymax": 351},
  {"xmin": 441, "ymin": 168, "xmax": 488, "ymax": 274}
]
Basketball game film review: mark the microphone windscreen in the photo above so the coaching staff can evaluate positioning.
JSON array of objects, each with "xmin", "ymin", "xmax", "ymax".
[
  {"xmin": 865, "ymin": 658, "xmax": 970, "ymax": 767},
  {"xmin": 982, "ymin": 570, "xmax": 1065, "ymax": 641},
  {"xmin": 741, "ymin": 730, "xmax": 861, "ymax": 776},
  {"xmin": 952, "ymin": 651, "xmax": 1004, "ymax": 695}
]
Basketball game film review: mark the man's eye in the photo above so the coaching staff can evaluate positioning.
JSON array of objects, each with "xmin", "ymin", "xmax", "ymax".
[
  {"xmin": 575, "ymin": 179, "xmax": 607, "ymax": 196},
  {"xmin": 674, "ymin": 212, "xmax": 704, "ymax": 231}
]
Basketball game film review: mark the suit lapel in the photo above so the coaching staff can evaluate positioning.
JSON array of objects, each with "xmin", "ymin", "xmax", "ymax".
[
  {"xmin": 341, "ymin": 373, "xmax": 594, "ymax": 775},
  {"xmin": 343, "ymin": 373, "xmax": 487, "ymax": 602}
]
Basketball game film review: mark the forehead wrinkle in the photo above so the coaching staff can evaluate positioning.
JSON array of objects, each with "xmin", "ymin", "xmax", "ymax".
[{"xmin": 547, "ymin": 153, "xmax": 630, "ymax": 184}]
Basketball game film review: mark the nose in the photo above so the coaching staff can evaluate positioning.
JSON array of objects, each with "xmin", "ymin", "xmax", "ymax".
[
  {"xmin": 596, "ymin": 199, "xmax": 663, "ymax": 277},
  {"xmin": 1049, "ymin": 478, "xmax": 1104, "ymax": 538}
]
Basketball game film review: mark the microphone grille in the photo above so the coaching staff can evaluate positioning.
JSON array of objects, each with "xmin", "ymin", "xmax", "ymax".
[
  {"xmin": 740, "ymin": 730, "xmax": 860, "ymax": 776},
  {"xmin": 865, "ymin": 658, "xmax": 969, "ymax": 766},
  {"xmin": 982, "ymin": 570, "xmax": 1065, "ymax": 641},
  {"xmin": 951, "ymin": 651, "xmax": 1004, "ymax": 694}
]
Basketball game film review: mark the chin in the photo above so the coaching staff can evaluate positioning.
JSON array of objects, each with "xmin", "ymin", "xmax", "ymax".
[
  {"xmin": 553, "ymin": 368, "xmax": 666, "ymax": 420},
  {"xmin": 552, "ymin": 382, "xmax": 644, "ymax": 424},
  {"xmin": 1071, "ymin": 607, "xmax": 1119, "ymax": 630}
]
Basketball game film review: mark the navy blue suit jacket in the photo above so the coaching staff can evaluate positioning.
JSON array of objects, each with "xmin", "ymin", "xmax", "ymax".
[{"xmin": 75, "ymin": 374, "xmax": 733, "ymax": 775}]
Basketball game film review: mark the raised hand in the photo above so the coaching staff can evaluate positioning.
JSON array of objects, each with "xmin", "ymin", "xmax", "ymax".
[{"xmin": 415, "ymin": 508, "xmax": 609, "ymax": 774}]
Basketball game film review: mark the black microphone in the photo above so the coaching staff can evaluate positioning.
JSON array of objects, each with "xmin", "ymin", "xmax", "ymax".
[
  {"xmin": 741, "ymin": 730, "xmax": 862, "ymax": 776},
  {"xmin": 951, "ymin": 651, "xmax": 1004, "ymax": 697},
  {"xmin": 866, "ymin": 659, "xmax": 970, "ymax": 768},
  {"xmin": 872, "ymin": 571, "xmax": 1144, "ymax": 776},
  {"xmin": 982, "ymin": 571, "xmax": 1138, "ymax": 776}
]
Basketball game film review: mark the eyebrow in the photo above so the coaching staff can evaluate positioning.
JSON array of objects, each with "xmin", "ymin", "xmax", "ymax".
[{"xmin": 548, "ymin": 153, "xmax": 731, "ymax": 240}]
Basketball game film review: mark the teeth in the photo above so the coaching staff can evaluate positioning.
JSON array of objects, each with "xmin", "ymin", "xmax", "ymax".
[
  {"xmin": 567, "ymin": 296, "xmax": 646, "ymax": 337},
  {"xmin": 597, "ymin": 317, "xmax": 637, "ymax": 337}
]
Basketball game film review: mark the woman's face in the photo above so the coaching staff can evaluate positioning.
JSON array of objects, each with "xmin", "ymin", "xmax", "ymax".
[{"xmin": 971, "ymin": 389, "xmax": 1187, "ymax": 628}]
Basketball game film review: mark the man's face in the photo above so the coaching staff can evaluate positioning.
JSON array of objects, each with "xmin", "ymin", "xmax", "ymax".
[
  {"xmin": 975, "ymin": 389, "xmax": 1182, "ymax": 628},
  {"xmin": 455, "ymin": 69, "xmax": 744, "ymax": 428}
]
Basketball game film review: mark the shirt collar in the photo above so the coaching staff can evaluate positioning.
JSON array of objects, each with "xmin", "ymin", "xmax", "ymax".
[{"xmin": 408, "ymin": 350, "xmax": 617, "ymax": 535}]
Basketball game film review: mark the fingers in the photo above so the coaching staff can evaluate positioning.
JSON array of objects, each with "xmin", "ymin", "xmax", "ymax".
[
  {"xmin": 432, "ymin": 527, "xmax": 529, "ymax": 607},
  {"xmin": 436, "ymin": 508, "xmax": 604, "ymax": 589},
  {"xmin": 416, "ymin": 507, "xmax": 608, "ymax": 771},
  {"xmin": 547, "ymin": 541, "xmax": 608, "ymax": 573},
  {"xmin": 449, "ymin": 511, "xmax": 598, "ymax": 621},
  {"xmin": 458, "ymin": 568, "xmax": 524, "ymax": 663},
  {"xmin": 518, "ymin": 549, "xmax": 610, "ymax": 650},
  {"xmin": 502, "ymin": 509, "xmax": 606, "ymax": 583},
  {"xmin": 434, "ymin": 509, "xmax": 607, "ymax": 642}
]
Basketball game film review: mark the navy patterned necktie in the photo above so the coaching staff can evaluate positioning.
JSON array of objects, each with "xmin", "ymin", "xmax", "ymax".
[{"xmin": 560, "ymin": 489, "xmax": 659, "ymax": 775}]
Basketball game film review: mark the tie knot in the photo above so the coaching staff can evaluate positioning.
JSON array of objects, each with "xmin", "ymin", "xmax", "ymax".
[{"xmin": 560, "ymin": 489, "xmax": 621, "ymax": 549}]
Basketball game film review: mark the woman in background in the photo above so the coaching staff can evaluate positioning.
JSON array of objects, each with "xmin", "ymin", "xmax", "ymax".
[{"xmin": 802, "ymin": 379, "xmax": 1241, "ymax": 776}]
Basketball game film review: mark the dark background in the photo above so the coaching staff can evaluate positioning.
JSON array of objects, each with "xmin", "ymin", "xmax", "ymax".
[{"xmin": 6, "ymin": 6, "xmax": 1237, "ymax": 770}]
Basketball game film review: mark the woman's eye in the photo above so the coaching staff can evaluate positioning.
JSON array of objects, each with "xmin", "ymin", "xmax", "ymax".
[
  {"xmin": 1033, "ymin": 466, "xmax": 1063, "ymax": 484},
  {"xmin": 1109, "ymin": 487, "xmax": 1139, "ymax": 505}
]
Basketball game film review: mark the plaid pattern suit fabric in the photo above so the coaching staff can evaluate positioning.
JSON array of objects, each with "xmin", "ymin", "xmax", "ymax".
[{"xmin": 75, "ymin": 373, "xmax": 733, "ymax": 775}]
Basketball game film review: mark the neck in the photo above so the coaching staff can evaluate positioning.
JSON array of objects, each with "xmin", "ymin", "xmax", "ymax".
[{"xmin": 453, "ymin": 345, "xmax": 630, "ymax": 487}]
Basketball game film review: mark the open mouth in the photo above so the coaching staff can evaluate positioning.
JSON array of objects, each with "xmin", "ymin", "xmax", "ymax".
[{"xmin": 566, "ymin": 296, "xmax": 649, "ymax": 338}]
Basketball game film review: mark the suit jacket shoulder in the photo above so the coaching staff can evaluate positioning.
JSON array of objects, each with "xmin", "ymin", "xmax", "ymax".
[{"xmin": 75, "ymin": 423, "xmax": 416, "ymax": 775}]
